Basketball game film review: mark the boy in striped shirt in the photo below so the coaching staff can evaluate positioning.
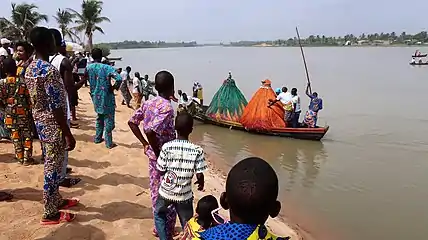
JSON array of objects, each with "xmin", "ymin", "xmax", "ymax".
[{"xmin": 154, "ymin": 111, "xmax": 207, "ymax": 240}]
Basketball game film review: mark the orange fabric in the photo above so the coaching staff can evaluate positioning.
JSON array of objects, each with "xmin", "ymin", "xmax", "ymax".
[{"xmin": 240, "ymin": 80, "xmax": 286, "ymax": 130}]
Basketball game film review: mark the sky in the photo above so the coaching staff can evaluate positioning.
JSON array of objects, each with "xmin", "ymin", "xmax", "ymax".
[{"xmin": 1, "ymin": 0, "xmax": 428, "ymax": 43}]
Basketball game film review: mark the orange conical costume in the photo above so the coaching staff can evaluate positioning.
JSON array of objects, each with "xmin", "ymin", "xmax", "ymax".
[{"xmin": 240, "ymin": 79, "xmax": 286, "ymax": 130}]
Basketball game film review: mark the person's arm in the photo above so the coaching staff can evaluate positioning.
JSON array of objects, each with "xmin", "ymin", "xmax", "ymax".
[
  {"xmin": 268, "ymin": 94, "xmax": 282, "ymax": 107},
  {"xmin": 306, "ymin": 84, "xmax": 312, "ymax": 98},
  {"xmin": 128, "ymin": 107, "xmax": 150, "ymax": 149},
  {"xmin": 60, "ymin": 58, "xmax": 75, "ymax": 100},
  {"xmin": 145, "ymin": 106, "xmax": 173, "ymax": 157},
  {"xmin": 46, "ymin": 70, "xmax": 75, "ymax": 151},
  {"xmin": 194, "ymin": 149, "xmax": 207, "ymax": 191},
  {"xmin": 110, "ymin": 67, "xmax": 122, "ymax": 91},
  {"xmin": 156, "ymin": 148, "xmax": 168, "ymax": 176},
  {"xmin": 75, "ymin": 68, "xmax": 88, "ymax": 90}
]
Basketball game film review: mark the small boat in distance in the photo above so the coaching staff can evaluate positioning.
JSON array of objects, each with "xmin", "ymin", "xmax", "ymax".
[
  {"xmin": 411, "ymin": 54, "xmax": 427, "ymax": 58},
  {"xmin": 410, "ymin": 61, "xmax": 428, "ymax": 66},
  {"xmin": 108, "ymin": 57, "xmax": 122, "ymax": 61}
]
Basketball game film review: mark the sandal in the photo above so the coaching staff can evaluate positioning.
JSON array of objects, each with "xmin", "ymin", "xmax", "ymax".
[
  {"xmin": 152, "ymin": 228, "xmax": 180, "ymax": 237},
  {"xmin": 59, "ymin": 198, "xmax": 80, "ymax": 210},
  {"xmin": 23, "ymin": 158, "xmax": 37, "ymax": 166},
  {"xmin": 40, "ymin": 212, "xmax": 76, "ymax": 225},
  {"xmin": 0, "ymin": 192, "xmax": 13, "ymax": 201}
]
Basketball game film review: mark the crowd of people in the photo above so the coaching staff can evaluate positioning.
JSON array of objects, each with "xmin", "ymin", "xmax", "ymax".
[{"xmin": 0, "ymin": 27, "xmax": 290, "ymax": 239}]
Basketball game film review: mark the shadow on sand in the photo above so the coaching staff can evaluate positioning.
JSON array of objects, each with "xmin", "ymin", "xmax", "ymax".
[
  {"xmin": 78, "ymin": 201, "xmax": 152, "ymax": 222},
  {"xmin": 35, "ymin": 222, "xmax": 107, "ymax": 240}
]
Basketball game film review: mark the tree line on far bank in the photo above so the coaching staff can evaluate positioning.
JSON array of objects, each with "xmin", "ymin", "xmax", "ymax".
[{"xmin": 230, "ymin": 31, "xmax": 428, "ymax": 47}]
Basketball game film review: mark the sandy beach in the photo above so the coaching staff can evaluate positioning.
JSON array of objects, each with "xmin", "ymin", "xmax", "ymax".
[{"xmin": 0, "ymin": 88, "xmax": 301, "ymax": 240}]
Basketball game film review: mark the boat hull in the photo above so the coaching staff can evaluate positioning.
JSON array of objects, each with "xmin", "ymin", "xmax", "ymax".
[
  {"xmin": 192, "ymin": 107, "xmax": 329, "ymax": 141},
  {"xmin": 410, "ymin": 62, "xmax": 428, "ymax": 66},
  {"xmin": 412, "ymin": 54, "xmax": 427, "ymax": 58}
]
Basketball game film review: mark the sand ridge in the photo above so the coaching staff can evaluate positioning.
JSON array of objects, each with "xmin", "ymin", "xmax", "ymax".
[{"xmin": 0, "ymin": 89, "xmax": 300, "ymax": 240}]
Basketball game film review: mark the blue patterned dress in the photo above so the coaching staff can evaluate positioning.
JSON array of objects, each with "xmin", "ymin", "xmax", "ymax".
[{"xmin": 86, "ymin": 63, "xmax": 122, "ymax": 148}]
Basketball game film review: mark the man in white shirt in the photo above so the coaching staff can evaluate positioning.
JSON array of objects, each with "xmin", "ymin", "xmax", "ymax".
[
  {"xmin": 290, "ymin": 88, "xmax": 302, "ymax": 128},
  {"xmin": 269, "ymin": 87, "xmax": 293, "ymax": 124},
  {"xmin": 132, "ymin": 72, "xmax": 143, "ymax": 108},
  {"xmin": 0, "ymin": 38, "xmax": 11, "ymax": 57}
]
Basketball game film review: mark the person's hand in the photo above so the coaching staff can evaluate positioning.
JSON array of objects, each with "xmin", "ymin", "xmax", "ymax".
[
  {"xmin": 143, "ymin": 144, "xmax": 149, "ymax": 153},
  {"xmin": 195, "ymin": 179, "xmax": 204, "ymax": 191},
  {"xmin": 65, "ymin": 134, "xmax": 76, "ymax": 151}
]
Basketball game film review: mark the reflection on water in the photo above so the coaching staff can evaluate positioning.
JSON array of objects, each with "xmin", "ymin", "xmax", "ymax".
[
  {"xmin": 115, "ymin": 47, "xmax": 428, "ymax": 240},
  {"xmin": 190, "ymin": 122, "xmax": 328, "ymax": 199}
]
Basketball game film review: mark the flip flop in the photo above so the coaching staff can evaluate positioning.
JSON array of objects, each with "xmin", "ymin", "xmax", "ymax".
[
  {"xmin": 40, "ymin": 212, "xmax": 76, "ymax": 225},
  {"xmin": 59, "ymin": 198, "xmax": 80, "ymax": 210}
]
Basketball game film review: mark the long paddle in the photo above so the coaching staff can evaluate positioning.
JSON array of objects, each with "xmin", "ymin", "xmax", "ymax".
[{"xmin": 295, "ymin": 27, "xmax": 312, "ymax": 94}]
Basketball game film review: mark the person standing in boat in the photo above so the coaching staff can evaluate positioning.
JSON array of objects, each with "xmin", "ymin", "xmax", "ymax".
[
  {"xmin": 193, "ymin": 82, "xmax": 203, "ymax": 105},
  {"xmin": 303, "ymin": 83, "xmax": 323, "ymax": 128},
  {"xmin": 269, "ymin": 87, "xmax": 293, "ymax": 126},
  {"xmin": 290, "ymin": 88, "xmax": 302, "ymax": 128}
]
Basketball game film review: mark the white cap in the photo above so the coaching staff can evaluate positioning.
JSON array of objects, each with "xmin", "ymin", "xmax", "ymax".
[{"xmin": 1, "ymin": 38, "xmax": 11, "ymax": 44}]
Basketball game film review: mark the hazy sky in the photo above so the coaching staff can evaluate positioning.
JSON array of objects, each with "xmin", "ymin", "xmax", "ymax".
[{"xmin": 1, "ymin": 0, "xmax": 427, "ymax": 43}]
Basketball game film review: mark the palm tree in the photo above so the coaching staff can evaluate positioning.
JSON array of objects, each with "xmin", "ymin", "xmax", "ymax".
[
  {"xmin": 0, "ymin": 3, "xmax": 48, "ymax": 41},
  {"xmin": 68, "ymin": 0, "xmax": 110, "ymax": 51},
  {"xmin": 53, "ymin": 8, "xmax": 80, "ymax": 42}
]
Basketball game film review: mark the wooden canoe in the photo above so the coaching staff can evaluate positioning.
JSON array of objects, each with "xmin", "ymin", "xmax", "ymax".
[
  {"xmin": 192, "ymin": 105, "xmax": 329, "ymax": 141},
  {"xmin": 410, "ymin": 62, "xmax": 428, "ymax": 66},
  {"xmin": 108, "ymin": 57, "xmax": 122, "ymax": 61}
]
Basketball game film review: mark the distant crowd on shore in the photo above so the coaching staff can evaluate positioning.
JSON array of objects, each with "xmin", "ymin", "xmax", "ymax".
[{"xmin": 0, "ymin": 27, "xmax": 290, "ymax": 240}]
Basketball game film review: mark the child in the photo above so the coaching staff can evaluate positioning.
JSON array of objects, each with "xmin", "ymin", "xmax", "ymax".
[
  {"xmin": 128, "ymin": 70, "xmax": 178, "ymax": 237},
  {"xmin": 198, "ymin": 157, "xmax": 290, "ymax": 240},
  {"xmin": 181, "ymin": 195, "xmax": 220, "ymax": 240},
  {"xmin": 0, "ymin": 58, "xmax": 34, "ymax": 165},
  {"xmin": 154, "ymin": 111, "xmax": 207, "ymax": 240}
]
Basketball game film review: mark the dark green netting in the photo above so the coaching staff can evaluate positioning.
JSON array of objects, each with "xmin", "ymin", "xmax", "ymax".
[{"xmin": 206, "ymin": 73, "xmax": 248, "ymax": 122}]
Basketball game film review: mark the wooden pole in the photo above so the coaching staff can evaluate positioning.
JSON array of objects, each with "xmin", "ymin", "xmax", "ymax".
[{"xmin": 296, "ymin": 27, "xmax": 312, "ymax": 93}]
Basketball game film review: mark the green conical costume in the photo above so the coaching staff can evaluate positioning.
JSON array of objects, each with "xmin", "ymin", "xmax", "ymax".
[{"xmin": 206, "ymin": 72, "xmax": 248, "ymax": 122}]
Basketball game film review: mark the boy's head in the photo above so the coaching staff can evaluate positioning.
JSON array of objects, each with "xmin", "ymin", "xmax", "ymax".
[
  {"xmin": 175, "ymin": 111, "xmax": 193, "ymax": 136},
  {"xmin": 196, "ymin": 195, "xmax": 219, "ymax": 228},
  {"xmin": 30, "ymin": 27, "xmax": 55, "ymax": 55},
  {"xmin": 91, "ymin": 48, "xmax": 103, "ymax": 62},
  {"xmin": 49, "ymin": 28, "xmax": 65, "ymax": 54},
  {"xmin": 220, "ymin": 157, "xmax": 281, "ymax": 225},
  {"xmin": 155, "ymin": 70, "xmax": 175, "ymax": 98},
  {"xmin": 126, "ymin": 66, "xmax": 131, "ymax": 73},
  {"xmin": 3, "ymin": 58, "xmax": 17, "ymax": 76}
]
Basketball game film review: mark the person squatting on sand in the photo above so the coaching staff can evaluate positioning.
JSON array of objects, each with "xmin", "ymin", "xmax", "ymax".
[
  {"xmin": 128, "ymin": 70, "xmax": 178, "ymax": 237},
  {"xmin": 195, "ymin": 157, "xmax": 290, "ymax": 240},
  {"xmin": 0, "ymin": 58, "xmax": 34, "ymax": 165},
  {"xmin": 83, "ymin": 48, "xmax": 122, "ymax": 149},
  {"xmin": 25, "ymin": 27, "xmax": 78, "ymax": 225},
  {"xmin": 154, "ymin": 111, "xmax": 207, "ymax": 240}
]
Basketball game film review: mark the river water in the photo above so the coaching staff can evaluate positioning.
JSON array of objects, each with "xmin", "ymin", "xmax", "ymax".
[{"xmin": 112, "ymin": 47, "xmax": 428, "ymax": 240}]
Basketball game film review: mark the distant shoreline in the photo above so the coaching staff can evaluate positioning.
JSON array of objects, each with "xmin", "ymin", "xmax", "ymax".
[{"xmin": 106, "ymin": 44, "xmax": 426, "ymax": 50}]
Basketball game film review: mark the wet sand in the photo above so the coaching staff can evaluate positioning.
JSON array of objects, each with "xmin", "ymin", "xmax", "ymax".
[{"xmin": 0, "ymin": 89, "xmax": 301, "ymax": 240}]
